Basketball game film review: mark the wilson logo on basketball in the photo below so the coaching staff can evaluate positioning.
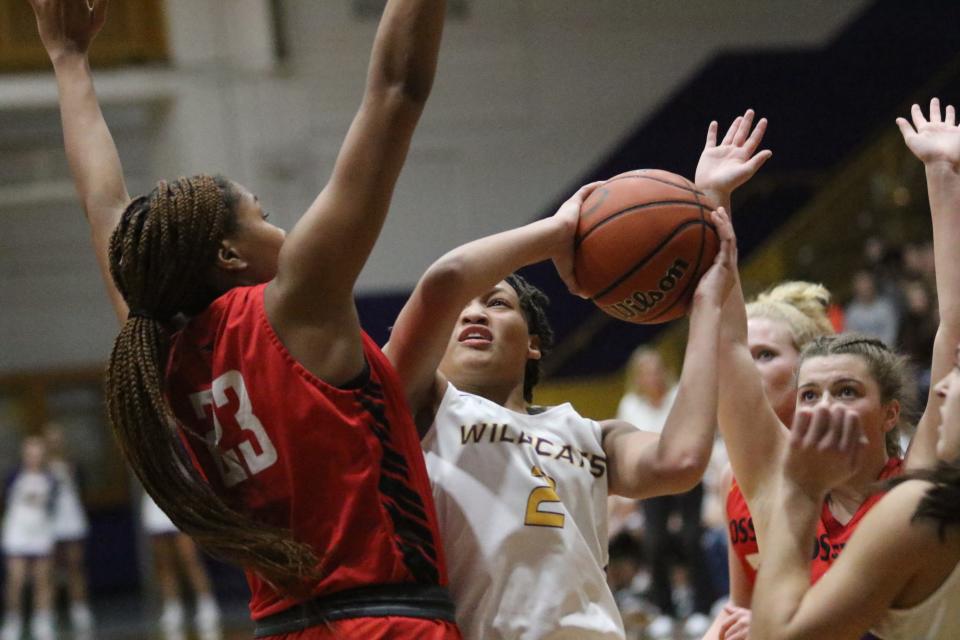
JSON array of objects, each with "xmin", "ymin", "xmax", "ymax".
[{"xmin": 603, "ymin": 258, "xmax": 689, "ymax": 320}]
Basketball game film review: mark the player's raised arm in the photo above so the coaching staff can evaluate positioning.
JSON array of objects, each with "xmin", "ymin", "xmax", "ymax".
[
  {"xmin": 696, "ymin": 111, "xmax": 788, "ymax": 505},
  {"xmin": 602, "ymin": 207, "xmax": 735, "ymax": 498},
  {"xmin": 898, "ymin": 99, "xmax": 960, "ymax": 470},
  {"xmin": 385, "ymin": 183, "xmax": 599, "ymax": 431},
  {"xmin": 267, "ymin": 0, "xmax": 446, "ymax": 383},
  {"xmin": 29, "ymin": 0, "xmax": 130, "ymax": 324}
]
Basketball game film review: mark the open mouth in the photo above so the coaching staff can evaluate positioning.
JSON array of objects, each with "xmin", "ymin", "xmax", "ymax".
[{"xmin": 458, "ymin": 325, "xmax": 493, "ymax": 346}]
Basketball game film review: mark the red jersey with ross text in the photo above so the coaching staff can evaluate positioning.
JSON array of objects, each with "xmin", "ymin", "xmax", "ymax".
[{"xmin": 727, "ymin": 456, "xmax": 903, "ymax": 589}]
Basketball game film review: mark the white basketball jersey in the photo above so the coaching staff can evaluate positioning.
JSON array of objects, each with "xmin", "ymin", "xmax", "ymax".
[{"xmin": 423, "ymin": 383, "xmax": 625, "ymax": 640}]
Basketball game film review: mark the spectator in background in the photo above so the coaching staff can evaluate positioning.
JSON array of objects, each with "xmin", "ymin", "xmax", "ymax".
[
  {"xmin": 44, "ymin": 424, "xmax": 95, "ymax": 639},
  {"xmin": 845, "ymin": 269, "xmax": 900, "ymax": 346},
  {"xmin": 141, "ymin": 493, "xmax": 222, "ymax": 640},
  {"xmin": 2, "ymin": 436, "xmax": 56, "ymax": 640},
  {"xmin": 616, "ymin": 348, "xmax": 715, "ymax": 639},
  {"xmin": 897, "ymin": 279, "xmax": 939, "ymax": 406}
]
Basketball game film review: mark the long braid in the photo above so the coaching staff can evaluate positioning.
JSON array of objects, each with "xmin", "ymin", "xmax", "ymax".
[{"xmin": 106, "ymin": 175, "xmax": 319, "ymax": 593}]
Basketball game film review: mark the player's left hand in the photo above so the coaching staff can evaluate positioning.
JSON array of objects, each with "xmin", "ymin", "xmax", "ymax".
[
  {"xmin": 897, "ymin": 98, "xmax": 960, "ymax": 169},
  {"xmin": 692, "ymin": 207, "xmax": 737, "ymax": 309},
  {"xmin": 695, "ymin": 109, "xmax": 773, "ymax": 203}
]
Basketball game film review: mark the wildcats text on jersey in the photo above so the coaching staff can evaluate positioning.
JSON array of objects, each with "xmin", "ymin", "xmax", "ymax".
[{"xmin": 458, "ymin": 422, "xmax": 608, "ymax": 478}]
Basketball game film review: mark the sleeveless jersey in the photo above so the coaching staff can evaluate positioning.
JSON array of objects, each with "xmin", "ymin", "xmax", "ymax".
[
  {"xmin": 422, "ymin": 383, "xmax": 625, "ymax": 640},
  {"xmin": 165, "ymin": 284, "xmax": 448, "ymax": 621},
  {"xmin": 810, "ymin": 456, "xmax": 903, "ymax": 583},
  {"xmin": 726, "ymin": 478, "xmax": 759, "ymax": 587},
  {"xmin": 871, "ymin": 549, "xmax": 960, "ymax": 639},
  {"xmin": 726, "ymin": 457, "xmax": 903, "ymax": 590}
]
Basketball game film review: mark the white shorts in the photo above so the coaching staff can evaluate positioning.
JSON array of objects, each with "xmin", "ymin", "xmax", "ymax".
[{"xmin": 142, "ymin": 494, "xmax": 178, "ymax": 536}]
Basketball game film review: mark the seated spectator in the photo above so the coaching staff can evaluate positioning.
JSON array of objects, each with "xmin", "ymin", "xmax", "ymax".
[{"xmin": 845, "ymin": 269, "xmax": 900, "ymax": 346}]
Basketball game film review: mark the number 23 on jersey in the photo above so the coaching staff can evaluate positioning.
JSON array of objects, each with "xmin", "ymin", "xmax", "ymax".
[{"xmin": 188, "ymin": 370, "xmax": 278, "ymax": 488}]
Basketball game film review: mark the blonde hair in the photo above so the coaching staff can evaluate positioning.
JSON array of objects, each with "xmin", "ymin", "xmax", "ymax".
[{"xmin": 747, "ymin": 281, "xmax": 834, "ymax": 350}]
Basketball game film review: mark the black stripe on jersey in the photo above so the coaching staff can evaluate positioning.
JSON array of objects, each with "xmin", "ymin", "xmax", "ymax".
[{"xmin": 357, "ymin": 383, "xmax": 440, "ymax": 585}]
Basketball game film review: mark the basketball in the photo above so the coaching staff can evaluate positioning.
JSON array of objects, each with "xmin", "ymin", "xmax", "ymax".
[{"xmin": 574, "ymin": 169, "xmax": 719, "ymax": 324}]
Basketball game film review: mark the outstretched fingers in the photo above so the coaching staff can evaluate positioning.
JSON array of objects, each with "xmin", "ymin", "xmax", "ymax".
[
  {"xmin": 732, "ymin": 109, "xmax": 755, "ymax": 146},
  {"xmin": 930, "ymin": 97, "xmax": 942, "ymax": 124},
  {"xmin": 743, "ymin": 117, "xmax": 768, "ymax": 154},
  {"xmin": 912, "ymin": 103, "xmax": 929, "ymax": 130},
  {"xmin": 721, "ymin": 116, "xmax": 743, "ymax": 146},
  {"xmin": 896, "ymin": 116, "xmax": 916, "ymax": 141},
  {"xmin": 704, "ymin": 120, "xmax": 719, "ymax": 150}
]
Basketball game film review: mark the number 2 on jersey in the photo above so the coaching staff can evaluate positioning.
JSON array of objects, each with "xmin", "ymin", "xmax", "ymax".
[
  {"xmin": 525, "ymin": 465, "xmax": 565, "ymax": 528},
  {"xmin": 189, "ymin": 370, "xmax": 278, "ymax": 488}
]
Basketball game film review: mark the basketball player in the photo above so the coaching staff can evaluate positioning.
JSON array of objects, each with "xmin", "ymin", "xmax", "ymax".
[
  {"xmin": 751, "ymin": 356, "xmax": 960, "ymax": 639},
  {"xmin": 701, "ymin": 280, "xmax": 836, "ymax": 640},
  {"xmin": 379, "ymin": 111, "xmax": 769, "ymax": 637},
  {"xmin": 44, "ymin": 424, "xmax": 95, "ymax": 638},
  {"xmin": 2, "ymin": 437, "xmax": 57, "ymax": 640},
  {"xmin": 719, "ymin": 99, "xmax": 960, "ymax": 640},
  {"xmin": 30, "ymin": 0, "xmax": 459, "ymax": 637}
]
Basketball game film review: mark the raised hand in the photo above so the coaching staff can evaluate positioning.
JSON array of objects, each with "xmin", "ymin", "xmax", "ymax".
[
  {"xmin": 897, "ymin": 98, "xmax": 960, "ymax": 168},
  {"xmin": 27, "ymin": 0, "xmax": 107, "ymax": 60},
  {"xmin": 552, "ymin": 181, "xmax": 603, "ymax": 298},
  {"xmin": 695, "ymin": 109, "xmax": 773, "ymax": 204},
  {"xmin": 692, "ymin": 207, "xmax": 738, "ymax": 308},
  {"xmin": 783, "ymin": 406, "xmax": 866, "ymax": 499}
]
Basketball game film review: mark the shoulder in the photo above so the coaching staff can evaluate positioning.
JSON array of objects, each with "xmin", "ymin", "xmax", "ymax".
[{"xmin": 856, "ymin": 480, "xmax": 939, "ymax": 549}]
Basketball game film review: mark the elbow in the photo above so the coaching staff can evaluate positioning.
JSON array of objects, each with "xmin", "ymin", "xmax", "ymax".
[
  {"xmin": 370, "ymin": 66, "xmax": 436, "ymax": 109},
  {"xmin": 652, "ymin": 452, "xmax": 710, "ymax": 495},
  {"xmin": 418, "ymin": 254, "xmax": 470, "ymax": 304}
]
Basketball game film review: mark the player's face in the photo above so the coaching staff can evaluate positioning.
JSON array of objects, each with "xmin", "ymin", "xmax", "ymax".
[
  {"xmin": 439, "ymin": 283, "xmax": 540, "ymax": 390},
  {"xmin": 748, "ymin": 317, "xmax": 801, "ymax": 424},
  {"xmin": 797, "ymin": 354, "xmax": 896, "ymax": 456},
  {"xmin": 221, "ymin": 183, "xmax": 286, "ymax": 284},
  {"xmin": 933, "ymin": 346, "xmax": 960, "ymax": 461}
]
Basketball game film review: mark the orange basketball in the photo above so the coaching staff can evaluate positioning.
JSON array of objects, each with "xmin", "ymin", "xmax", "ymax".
[{"xmin": 574, "ymin": 169, "xmax": 719, "ymax": 324}]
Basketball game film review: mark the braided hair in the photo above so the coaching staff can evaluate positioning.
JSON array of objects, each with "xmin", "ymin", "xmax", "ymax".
[
  {"xmin": 505, "ymin": 274, "xmax": 553, "ymax": 403},
  {"xmin": 105, "ymin": 175, "xmax": 318, "ymax": 593}
]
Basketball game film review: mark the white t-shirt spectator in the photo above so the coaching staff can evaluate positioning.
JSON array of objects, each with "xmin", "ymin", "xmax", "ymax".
[{"xmin": 615, "ymin": 385, "xmax": 678, "ymax": 434}]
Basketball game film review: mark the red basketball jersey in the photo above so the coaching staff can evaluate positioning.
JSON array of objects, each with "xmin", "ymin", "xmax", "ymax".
[
  {"xmin": 726, "ymin": 478, "xmax": 759, "ymax": 587},
  {"xmin": 727, "ymin": 456, "xmax": 903, "ymax": 590},
  {"xmin": 165, "ymin": 284, "xmax": 448, "ymax": 620},
  {"xmin": 809, "ymin": 456, "xmax": 903, "ymax": 583}
]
